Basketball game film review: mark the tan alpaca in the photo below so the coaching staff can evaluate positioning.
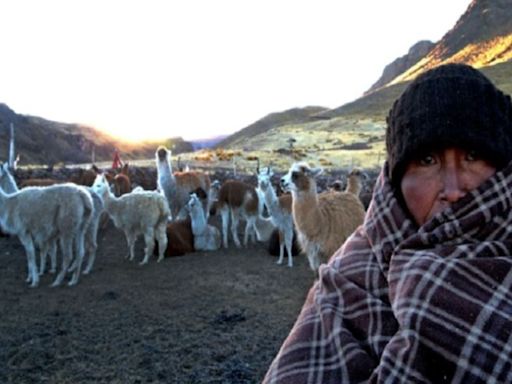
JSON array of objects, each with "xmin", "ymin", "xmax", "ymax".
[{"xmin": 280, "ymin": 162, "xmax": 366, "ymax": 272}]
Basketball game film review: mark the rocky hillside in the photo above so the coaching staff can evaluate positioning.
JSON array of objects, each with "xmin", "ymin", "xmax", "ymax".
[
  {"xmin": 365, "ymin": 40, "xmax": 435, "ymax": 95},
  {"xmin": 0, "ymin": 103, "xmax": 193, "ymax": 166},
  {"xmin": 369, "ymin": 0, "xmax": 512, "ymax": 91},
  {"xmin": 216, "ymin": 106, "xmax": 328, "ymax": 149},
  {"xmin": 219, "ymin": 0, "xmax": 512, "ymax": 154}
]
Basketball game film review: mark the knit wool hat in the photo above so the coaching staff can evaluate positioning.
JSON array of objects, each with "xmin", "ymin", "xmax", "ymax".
[{"xmin": 386, "ymin": 63, "xmax": 512, "ymax": 187}]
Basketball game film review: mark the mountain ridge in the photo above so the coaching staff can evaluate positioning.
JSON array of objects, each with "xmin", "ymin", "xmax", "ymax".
[
  {"xmin": 220, "ymin": 0, "xmax": 512, "ymax": 150},
  {"xmin": 0, "ymin": 103, "xmax": 194, "ymax": 166},
  {"xmin": 2, "ymin": 0, "xmax": 512, "ymax": 165}
]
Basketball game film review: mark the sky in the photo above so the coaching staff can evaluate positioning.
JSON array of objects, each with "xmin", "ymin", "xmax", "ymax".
[{"xmin": 0, "ymin": 0, "xmax": 471, "ymax": 142}]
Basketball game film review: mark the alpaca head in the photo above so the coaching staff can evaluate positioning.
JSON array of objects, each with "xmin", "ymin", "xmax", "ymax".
[
  {"xmin": 257, "ymin": 167, "xmax": 274, "ymax": 192},
  {"xmin": 345, "ymin": 167, "xmax": 367, "ymax": 196},
  {"xmin": 186, "ymin": 193, "xmax": 201, "ymax": 213},
  {"xmin": 155, "ymin": 146, "xmax": 171, "ymax": 163},
  {"xmin": 348, "ymin": 168, "xmax": 368, "ymax": 181},
  {"xmin": 280, "ymin": 162, "xmax": 322, "ymax": 194},
  {"xmin": 210, "ymin": 180, "xmax": 221, "ymax": 194},
  {"xmin": 91, "ymin": 174, "xmax": 112, "ymax": 199}
]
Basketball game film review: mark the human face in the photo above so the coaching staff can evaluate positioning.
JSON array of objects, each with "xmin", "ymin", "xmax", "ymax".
[{"xmin": 400, "ymin": 147, "xmax": 496, "ymax": 226}]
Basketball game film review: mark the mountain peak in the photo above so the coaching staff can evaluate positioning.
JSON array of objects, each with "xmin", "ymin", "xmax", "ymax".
[{"xmin": 367, "ymin": 0, "xmax": 512, "ymax": 93}]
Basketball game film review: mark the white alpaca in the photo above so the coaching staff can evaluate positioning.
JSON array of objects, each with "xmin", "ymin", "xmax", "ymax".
[
  {"xmin": 0, "ymin": 181, "xmax": 93, "ymax": 287},
  {"xmin": 0, "ymin": 163, "xmax": 58, "ymax": 275},
  {"xmin": 257, "ymin": 167, "xmax": 295, "ymax": 267},
  {"xmin": 280, "ymin": 162, "xmax": 366, "ymax": 272},
  {"xmin": 155, "ymin": 146, "xmax": 210, "ymax": 220},
  {"xmin": 92, "ymin": 174, "xmax": 169, "ymax": 264},
  {"xmin": 0, "ymin": 163, "xmax": 104, "ymax": 277},
  {"xmin": 186, "ymin": 193, "xmax": 221, "ymax": 251}
]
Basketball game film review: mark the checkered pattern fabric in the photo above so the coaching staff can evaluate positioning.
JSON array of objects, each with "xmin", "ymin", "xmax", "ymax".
[{"xmin": 263, "ymin": 162, "xmax": 512, "ymax": 384}]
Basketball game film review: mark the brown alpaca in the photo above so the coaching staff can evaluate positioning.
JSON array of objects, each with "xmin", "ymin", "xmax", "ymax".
[
  {"xmin": 154, "ymin": 218, "xmax": 195, "ymax": 257},
  {"xmin": 69, "ymin": 165, "xmax": 101, "ymax": 187},
  {"xmin": 113, "ymin": 163, "xmax": 132, "ymax": 196},
  {"xmin": 216, "ymin": 180, "xmax": 265, "ymax": 248},
  {"xmin": 280, "ymin": 162, "xmax": 366, "ymax": 272}
]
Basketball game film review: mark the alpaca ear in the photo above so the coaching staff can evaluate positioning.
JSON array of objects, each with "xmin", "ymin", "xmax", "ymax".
[{"xmin": 310, "ymin": 167, "xmax": 323, "ymax": 178}]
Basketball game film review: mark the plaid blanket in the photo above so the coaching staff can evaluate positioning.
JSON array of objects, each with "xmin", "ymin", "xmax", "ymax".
[{"xmin": 263, "ymin": 162, "xmax": 512, "ymax": 384}]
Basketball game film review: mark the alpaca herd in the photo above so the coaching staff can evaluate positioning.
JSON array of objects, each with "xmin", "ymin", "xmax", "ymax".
[{"xmin": 0, "ymin": 147, "xmax": 369, "ymax": 288}]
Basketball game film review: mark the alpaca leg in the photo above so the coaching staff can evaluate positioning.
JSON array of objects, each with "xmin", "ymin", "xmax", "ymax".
[
  {"xmin": 243, "ymin": 217, "xmax": 256, "ymax": 246},
  {"xmin": 284, "ymin": 228, "xmax": 294, "ymax": 268},
  {"xmin": 250, "ymin": 220, "xmax": 258, "ymax": 243},
  {"xmin": 83, "ymin": 237, "xmax": 98, "ymax": 275},
  {"xmin": 220, "ymin": 207, "xmax": 230, "ymax": 248},
  {"xmin": 306, "ymin": 245, "xmax": 321, "ymax": 273},
  {"xmin": 140, "ymin": 229, "xmax": 155, "ymax": 265},
  {"xmin": 231, "ymin": 209, "xmax": 241, "ymax": 248},
  {"xmin": 39, "ymin": 244, "xmax": 49, "ymax": 276},
  {"xmin": 49, "ymin": 241, "xmax": 57, "ymax": 274},
  {"xmin": 156, "ymin": 225, "xmax": 168, "ymax": 262},
  {"xmin": 277, "ymin": 230, "xmax": 284, "ymax": 265},
  {"xmin": 69, "ymin": 232, "xmax": 85, "ymax": 286},
  {"xmin": 41, "ymin": 241, "xmax": 57, "ymax": 274},
  {"xmin": 20, "ymin": 234, "xmax": 39, "ymax": 287},
  {"xmin": 52, "ymin": 237, "xmax": 72, "ymax": 287},
  {"xmin": 125, "ymin": 232, "xmax": 137, "ymax": 260},
  {"xmin": 84, "ymin": 220, "xmax": 100, "ymax": 274}
]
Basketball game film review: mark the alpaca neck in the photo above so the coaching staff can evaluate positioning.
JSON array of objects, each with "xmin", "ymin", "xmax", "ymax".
[
  {"xmin": 0, "ymin": 172, "xmax": 18, "ymax": 193},
  {"xmin": 157, "ymin": 159, "xmax": 176, "ymax": 188},
  {"xmin": 346, "ymin": 177, "xmax": 362, "ymax": 196},
  {"xmin": 0, "ymin": 189, "xmax": 15, "ymax": 230},
  {"xmin": 263, "ymin": 186, "xmax": 279, "ymax": 215},
  {"xmin": 190, "ymin": 207, "xmax": 207, "ymax": 235},
  {"xmin": 292, "ymin": 190, "xmax": 322, "ymax": 235}
]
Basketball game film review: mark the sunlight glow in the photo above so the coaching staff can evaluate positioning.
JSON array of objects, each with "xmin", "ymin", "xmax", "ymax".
[{"xmin": 0, "ymin": 0, "xmax": 471, "ymax": 142}]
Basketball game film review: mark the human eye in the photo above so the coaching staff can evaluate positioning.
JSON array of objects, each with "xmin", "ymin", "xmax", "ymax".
[
  {"xmin": 466, "ymin": 149, "xmax": 480, "ymax": 162},
  {"xmin": 418, "ymin": 153, "xmax": 436, "ymax": 166}
]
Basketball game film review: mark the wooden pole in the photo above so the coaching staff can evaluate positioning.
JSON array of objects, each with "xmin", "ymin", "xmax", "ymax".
[{"xmin": 8, "ymin": 123, "xmax": 16, "ymax": 170}]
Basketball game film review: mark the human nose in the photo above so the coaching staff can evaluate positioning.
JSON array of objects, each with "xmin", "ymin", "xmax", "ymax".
[{"xmin": 440, "ymin": 167, "xmax": 467, "ymax": 202}]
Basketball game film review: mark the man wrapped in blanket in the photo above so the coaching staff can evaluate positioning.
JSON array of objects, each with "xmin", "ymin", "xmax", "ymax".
[{"xmin": 263, "ymin": 63, "xmax": 512, "ymax": 383}]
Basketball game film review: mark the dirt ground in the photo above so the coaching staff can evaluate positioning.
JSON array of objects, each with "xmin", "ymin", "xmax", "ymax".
[{"xmin": 0, "ymin": 219, "xmax": 316, "ymax": 384}]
